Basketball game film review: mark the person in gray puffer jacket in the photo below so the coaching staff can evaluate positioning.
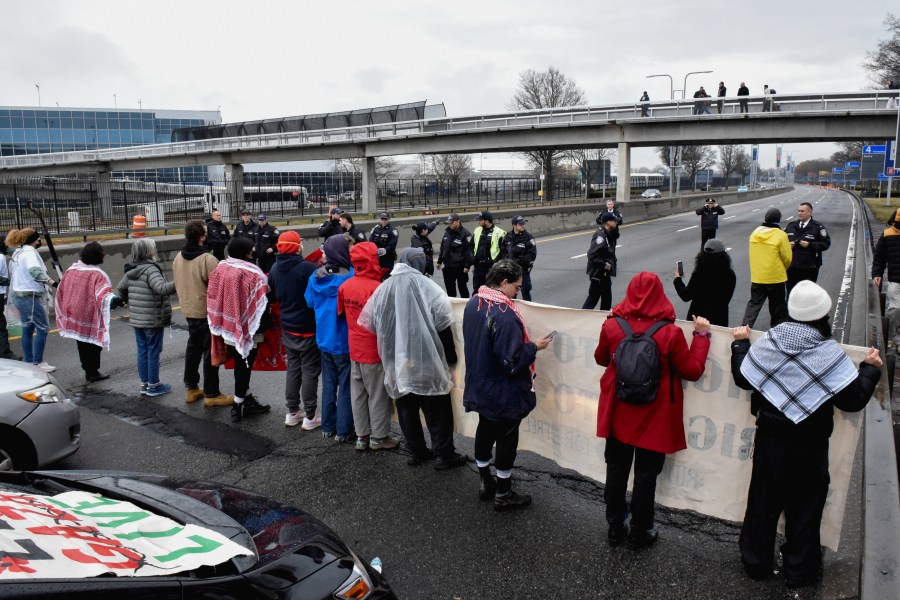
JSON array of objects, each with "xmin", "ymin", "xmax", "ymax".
[{"xmin": 115, "ymin": 238, "xmax": 176, "ymax": 397}]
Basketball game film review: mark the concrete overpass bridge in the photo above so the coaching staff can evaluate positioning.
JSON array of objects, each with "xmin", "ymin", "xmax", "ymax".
[{"xmin": 0, "ymin": 90, "xmax": 897, "ymax": 211}]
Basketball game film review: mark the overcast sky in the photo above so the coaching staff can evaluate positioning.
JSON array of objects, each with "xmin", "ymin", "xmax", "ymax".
[{"xmin": 0, "ymin": 0, "xmax": 892, "ymax": 169}]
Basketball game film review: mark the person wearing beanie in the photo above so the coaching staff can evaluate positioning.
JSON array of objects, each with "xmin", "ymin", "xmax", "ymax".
[
  {"xmin": 871, "ymin": 208, "xmax": 900, "ymax": 348},
  {"xmin": 673, "ymin": 239, "xmax": 736, "ymax": 326},
  {"xmin": 783, "ymin": 202, "xmax": 830, "ymax": 294},
  {"xmin": 730, "ymin": 282, "xmax": 882, "ymax": 587},
  {"xmin": 741, "ymin": 208, "xmax": 792, "ymax": 328},
  {"xmin": 409, "ymin": 220, "xmax": 438, "ymax": 278},
  {"xmin": 269, "ymin": 230, "xmax": 322, "ymax": 431},
  {"xmin": 695, "ymin": 198, "xmax": 725, "ymax": 251}
]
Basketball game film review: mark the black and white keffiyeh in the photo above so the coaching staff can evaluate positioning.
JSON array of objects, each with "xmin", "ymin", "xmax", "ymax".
[{"xmin": 740, "ymin": 322, "xmax": 857, "ymax": 424}]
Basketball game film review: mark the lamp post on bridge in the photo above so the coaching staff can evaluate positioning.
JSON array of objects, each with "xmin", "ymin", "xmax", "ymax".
[{"xmin": 647, "ymin": 73, "xmax": 677, "ymax": 195}]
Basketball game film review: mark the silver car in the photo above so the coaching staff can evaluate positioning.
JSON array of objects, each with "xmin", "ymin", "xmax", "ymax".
[
  {"xmin": 0, "ymin": 359, "xmax": 80, "ymax": 470},
  {"xmin": 641, "ymin": 188, "xmax": 662, "ymax": 199}
]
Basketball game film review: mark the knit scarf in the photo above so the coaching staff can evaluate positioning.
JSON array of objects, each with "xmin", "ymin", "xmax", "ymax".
[
  {"xmin": 475, "ymin": 285, "xmax": 535, "ymax": 383},
  {"xmin": 54, "ymin": 262, "xmax": 114, "ymax": 349}
]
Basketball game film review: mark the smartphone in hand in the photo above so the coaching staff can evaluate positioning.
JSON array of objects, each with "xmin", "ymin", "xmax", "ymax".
[
  {"xmin": 546, "ymin": 330, "xmax": 558, "ymax": 340},
  {"xmin": 676, "ymin": 261, "xmax": 684, "ymax": 278}
]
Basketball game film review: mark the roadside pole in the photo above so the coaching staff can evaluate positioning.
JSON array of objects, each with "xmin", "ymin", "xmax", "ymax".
[{"xmin": 887, "ymin": 102, "xmax": 900, "ymax": 206}]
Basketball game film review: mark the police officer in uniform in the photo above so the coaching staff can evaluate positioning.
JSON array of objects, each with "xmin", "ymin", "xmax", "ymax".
[
  {"xmin": 204, "ymin": 209, "xmax": 231, "ymax": 260},
  {"xmin": 582, "ymin": 213, "xmax": 619, "ymax": 310},
  {"xmin": 437, "ymin": 213, "xmax": 474, "ymax": 297},
  {"xmin": 410, "ymin": 220, "xmax": 438, "ymax": 277},
  {"xmin": 255, "ymin": 213, "xmax": 280, "ymax": 273},
  {"xmin": 596, "ymin": 199, "xmax": 623, "ymax": 227},
  {"xmin": 784, "ymin": 201, "xmax": 830, "ymax": 293},
  {"xmin": 471, "ymin": 211, "xmax": 506, "ymax": 291},
  {"xmin": 233, "ymin": 208, "xmax": 259, "ymax": 261},
  {"xmin": 501, "ymin": 216, "xmax": 537, "ymax": 301},
  {"xmin": 369, "ymin": 212, "xmax": 400, "ymax": 273},
  {"xmin": 339, "ymin": 213, "xmax": 367, "ymax": 244},
  {"xmin": 696, "ymin": 198, "xmax": 725, "ymax": 250},
  {"xmin": 318, "ymin": 207, "xmax": 344, "ymax": 241}
]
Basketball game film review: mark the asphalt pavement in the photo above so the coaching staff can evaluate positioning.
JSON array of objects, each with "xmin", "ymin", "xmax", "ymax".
[{"xmin": 17, "ymin": 187, "xmax": 865, "ymax": 600}]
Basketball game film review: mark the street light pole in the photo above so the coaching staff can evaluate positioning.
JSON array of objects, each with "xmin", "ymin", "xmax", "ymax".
[
  {"xmin": 35, "ymin": 83, "xmax": 41, "ymax": 107},
  {"xmin": 887, "ymin": 96, "xmax": 900, "ymax": 206},
  {"xmin": 645, "ymin": 74, "xmax": 673, "ymax": 100},
  {"xmin": 683, "ymin": 71, "xmax": 713, "ymax": 100},
  {"xmin": 113, "ymin": 93, "xmax": 117, "ymax": 109}
]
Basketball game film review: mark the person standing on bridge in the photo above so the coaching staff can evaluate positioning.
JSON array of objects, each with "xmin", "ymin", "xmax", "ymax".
[
  {"xmin": 582, "ymin": 213, "xmax": 619, "ymax": 311},
  {"xmin": 696, "ymin": 198, "xmax": 725, "ymax": 250},
  {"xmin": 369, "ymin": 212, "xmax": 399, "ymax": 275},
  {"xmin": 717, "ymin": 82, "xmax": 727, "ymax": 114},
  {"xmin": 762, "ymin": 85, "xmax": 772, "ymax": 112},
  {"xmin": 731, "ymin": 281, "xmax": 881, "ymax": 586},
  {"xmin": 738, "ymin": 82, "xmax": 750, "ymax": 113},
  {"xmin": 784, "ymin": 202, "xmax": 830, "ymax": 293},
  {"xmin": 693, "ymin": 86, "xmax": 711, "ymax": 115},
  {"xmin": 472, "ymin": 211, "xmax": 505, "ymax": 291},
  {"xmin": 500, "ymin": 216, "xmax": 537, "ymax": 301},
  {"xmin": 741, "ymin": 208, "xmax": 792, "ymax": 328},
  {"xmin": 437, "ymin": 213, "xmax": 473, "ymax": 296},
  {"xmin": 318, "ymin": 207, "xmax": 344, "ymax": 241},
  {"xmin": 871, "ymin": 208, "xmax": 900, "ymax": 348},
  {"xmin": 640, "ymin": 91, "xmax": 650, "ymax": 117},
  {"xmin": 254, "ymin": 214, "xmax": 279, "ymax": 274},
  {"xmin": 204, "ymin": 209, "xmax": 230, "ymax": 260},
  {"xmin": 233, "ymin": 208, "xmax": 259, "ymax": 261}
]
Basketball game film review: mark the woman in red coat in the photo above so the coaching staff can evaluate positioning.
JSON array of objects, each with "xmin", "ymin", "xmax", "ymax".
[{"xmin": 594, "ymin": 272, "xmax": 711, "ymax": 549}]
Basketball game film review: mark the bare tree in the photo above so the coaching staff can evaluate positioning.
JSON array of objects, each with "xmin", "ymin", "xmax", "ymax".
[
  {"xmin": 565, "ymin": 148, "xmax": 616, "ymax": 198},
  {"xmin": 682, "ymin": 146, "xmax": 718, "ymax": 190},
  {"xmin": 509, "ymin": 66, "xmax": 587, "ymax": 201},
  {"xmin": 429, "ymin": 153, "xmax": 472, "ymax": 190},
  {"xmin": 718, "ymin": 145, "xmax": 744, "ymax": 189},
  {"xmin": 734, "ymin": 147, "xmax": 752, "ymax": 184},
  {"xmin": 336, "ymin": 156, "xmax": 402, "ymax": 182},
  {"xmin": 863, "ymin": 13, "xmax": 900, "ymax": 86}
]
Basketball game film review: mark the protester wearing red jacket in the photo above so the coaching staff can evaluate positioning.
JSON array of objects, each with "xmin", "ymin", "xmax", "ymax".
[{"xmin": 594, "ymin": 272, "xmax": 711, "ymax": 549}]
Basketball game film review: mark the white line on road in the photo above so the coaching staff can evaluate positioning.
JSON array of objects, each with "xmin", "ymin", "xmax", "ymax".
[
  {"xmin": 571, "ymin": 253, "xmax": 586, "ymax": 259},
  {"xmin": 752, "ymin": 208, "xmax": 761, "ymax": 212},
  {"xmin": 726, "ymin": 247, "xmax": 733, "ymax": 251},
  {"xmin": 723, "ymin": 215, "xmax": 736, "ymax": 220},
  {"xmin": 676, "ymin": 225, "xmax": 698, "ymax": 232}
]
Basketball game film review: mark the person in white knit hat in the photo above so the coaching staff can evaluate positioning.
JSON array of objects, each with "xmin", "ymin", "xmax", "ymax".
[{"xmin": 730, "ymin": 280, "xmax": 882, "ymax": 587}]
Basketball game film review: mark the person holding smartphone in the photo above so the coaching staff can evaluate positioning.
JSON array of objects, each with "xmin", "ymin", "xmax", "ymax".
[{"xmin": 462, "ymin": 259, "xmax": 553, "ymax": 511}]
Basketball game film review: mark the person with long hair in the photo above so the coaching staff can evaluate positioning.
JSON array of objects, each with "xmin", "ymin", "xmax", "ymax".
[
  {"xmin": 5, "ymin": 228, "xmax": 56, "ymax": 371},
  {"xmin": 731, "ymin": 281, "xmax": 881, "ymax": 587},
  {"xmin": 673, "ymin": 239, "xmax": 736, "ymax": 326}
]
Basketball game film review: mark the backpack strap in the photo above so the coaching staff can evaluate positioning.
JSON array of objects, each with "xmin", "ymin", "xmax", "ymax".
[{"xmin": 614, "ymin": 316, "xmax": 632, "ymax": 337}]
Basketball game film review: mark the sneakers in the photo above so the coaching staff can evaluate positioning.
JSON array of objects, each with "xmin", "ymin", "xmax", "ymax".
[
  {"xmin": 494, "ymin": 490, "xmax": 532, "ymax": 512},
  {"xmin": 301, "ymin": 416, "xmax": 322, "ymax": 431},
  {"xmin": 231, "ymin": 394, "xmax": 270, "ymax": 422},
  {"xmin": 185, "ymin": 388, "xmax": 204, "ymax": 403},
  {"xmin": 336, "ymin": 434, "xmax": 357, "ymax": 444},
  {"xmin": 86, "ymin": 372, "xmax": 110, "ymax": 383},
  {"xmin": 322, "ymin": 430, "xmax": 336, "ymax": 440},
  {"xmin": 626, "ymin": 527, "xmax": 659, "ymax": 550},
  {"xmin": 36, "ymin": 362, "xmax": 56, "ymax": 373},
  {"xmin": 434, "ymin": 453, "xmax": 467, "ymax": 471},
  {"xmin": 355, "ymin": 436, "xmax": 370, "ymax": 451},
  {"xmin": 203, "ymin": 394, "xmax": 233, "ymax": 407},
  {"xmin": 144, "ymin": 383, "xmax": 172, "ymax": 397},
  {"xmin": 608, "ymin": 523, "xmax": 629, "ymax": 547},
  {"xmin": 140, "ymin": 383, "xmax": 149, "ymax": 396},
  {"xmin": 369, "ymin": 437, "xmax": 400, "ymax": 451},
  {"xmin": 285, "ymin": 412, "xmax": 304, "ymax": 428}
]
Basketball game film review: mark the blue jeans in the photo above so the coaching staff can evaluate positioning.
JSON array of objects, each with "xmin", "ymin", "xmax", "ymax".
[
  {"xmin": 321, "ymin": 351, "xmax": 353, "ymax": 437},
  {"xmin": 13, "ymin": 295, "xmax": 48, "ymax": 364},
  {"xmin": 134, "ymin": 327, "xmax": 164, "ymax": 385}
]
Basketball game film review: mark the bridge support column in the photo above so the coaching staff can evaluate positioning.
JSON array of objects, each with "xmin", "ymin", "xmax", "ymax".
[
  {"xmin": 96, "ymin": 171, "xmax": 113, "ymax": 220},
  {"xmin": 616, "ymin": 142, "xmax": 631, "ymax": 204},
  {"xmin": 362, "ymin": 157, "xmax": 376, "ymax": 214},
  {"xmin": 225, "ymin": 163, "xmax": 244, "ymax": 216}
]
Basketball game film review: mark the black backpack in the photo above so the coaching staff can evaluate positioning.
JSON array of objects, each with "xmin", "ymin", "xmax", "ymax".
[{"xmin": 613, "ymin": 317, "xmax": 668, "ymax": 405}]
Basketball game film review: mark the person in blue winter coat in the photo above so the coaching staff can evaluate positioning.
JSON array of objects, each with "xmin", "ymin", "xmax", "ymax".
[
  {"xmin": 304, "ymin": 235, "xmax": 355, "ymax": 441},
  {"xmin": 463, "ymin": 259, "xmax": 553, "ymax": 512}
]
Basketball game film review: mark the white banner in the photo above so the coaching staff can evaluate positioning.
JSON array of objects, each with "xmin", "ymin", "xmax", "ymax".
[
  {"xmin": 0, "ymin": 490, "xmax": 252, "ymax": 579},
  {"xmin": 447, "ymin": 300, "xmax": 865, "ymax": 551}
]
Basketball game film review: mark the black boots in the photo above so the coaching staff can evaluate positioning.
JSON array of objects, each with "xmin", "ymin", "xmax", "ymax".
[
  {"xmin": 493, "ymin": 475, "xmax": 531, "ymax": 512},
  {"xmin": 478, "ymin": 466, "xmax": 496, "ymax": 501}
]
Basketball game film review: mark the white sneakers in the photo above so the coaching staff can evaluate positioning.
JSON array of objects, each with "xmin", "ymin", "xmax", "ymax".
[
  {"xmin": 285, "ymin": 413, "xmax": 322, "ymax": 430},
  {"xmin": 36, "ymin": 362, "xmax": 56, "ymax": 373},
  {"xmin": 301, "ymin": 415, "xmax": 322, "ymax": 431}
]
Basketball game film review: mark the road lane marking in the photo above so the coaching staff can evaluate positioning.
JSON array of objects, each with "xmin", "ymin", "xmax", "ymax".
[
  {"xmin": 723, "ymin": 215, "xmax": 736, "ymax": 220},
  {"xmin": 676, "ymin": 225, "xmax": 698, "ymax": 232},
  {"xmin": 752, "ymin": 208, "xmax": 761, "ymax": 212},
  {"xmin": 571, "ymin": 253, "xmax": 586, "ymax": 259}
]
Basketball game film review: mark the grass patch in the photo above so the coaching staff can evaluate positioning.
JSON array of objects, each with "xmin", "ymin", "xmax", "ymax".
[{"xmin": 863, "ymin": 197, "xmax": 900, "ymax": 227}]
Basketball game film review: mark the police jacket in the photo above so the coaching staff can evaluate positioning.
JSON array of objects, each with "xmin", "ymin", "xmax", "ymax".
[
  {"xmin": 502, "ymin": 230, "xmax": 536, "ymax": 271},
  {"xmin": 472, "ymin": 225, "xmax": 505, "ymax": 265},
  {"xmin": 318, "ymin": 218, "xmax": 343, "ymax": 240},
  {"xmin": 204, "ymin": 218, "xmax": 231, "ymax": 252},
  {"xmin": 345, "ymin": 224, "xmax": 367, "ymax": 244},
  {"xmin": 410, "ymin": 229, "xmax": 436, "ymax": 277},
  {"xmin": 233, "ymin": 221, "xmax": 258, "ymax": 244},
  {"xmin": 784, "ymin": 218, "xmax": 830, "ymax": 269},
  {"xmin": 871, "ymin": 224, "xmax": 900, "ymax": 283},
  {"xmin": 586, "ymin": 226, "xmax": 617, "ymax": 278},
  {"xmin": 696, "ymin": 205, "xmax": 725, "ymax": 230},
  {"xmin": 438, "ymin": 226, "xmax": 474, "ymax": 269},
  {"xmin": 369, "ymin": 224, "xmax": 399, "ymax": 261},
  {"xmin": 255, "ymin": 223, "xmax": 280, "ymax": 258}
]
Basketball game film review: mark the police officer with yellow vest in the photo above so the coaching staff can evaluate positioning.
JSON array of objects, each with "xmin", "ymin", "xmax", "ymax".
[{"xmin": 471, "ymin": 211, "xmax": 506, "ymax": 291}]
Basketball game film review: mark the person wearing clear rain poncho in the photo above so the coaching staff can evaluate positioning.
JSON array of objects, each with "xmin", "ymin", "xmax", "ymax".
[{"xmin": 359, "ymin": 247, "xmax": 467, "ymax": 470}]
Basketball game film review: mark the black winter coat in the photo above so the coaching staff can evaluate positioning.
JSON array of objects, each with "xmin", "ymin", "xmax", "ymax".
[
  {"xmin": 673, "ymin": 266, "xmax": 736, "ymax": 326},
  {"xmin": 586, "ymin": 226, "xmax": 616, "ymax": 278},
  {"xmin": 872, "ymin": 226, "xmax": 900, "ymax": 283},
  {"xmin": 204, "ymin": 218, "xmax": 231, "ymax": 259},
  {"xmin": 696, "ymin": 205, "xmax": 725, "ymax": 230},
  {"xmin": 784, "ymin": 219, "xmax": 830, "ymax": 269},
  {"xmin": 410, "ymin": 232, "xmax": 435, "ymax": 276},
  {"xmin": 501, "ymin": 230, "xmax": 537, "ymax": 271},
  {"xmin": 318, "ymin": 218, "xmax": 343, "ymax": 240},
  {"xmin": 438, "ymin": 226, "xmax": 474, "ymax": 269}
]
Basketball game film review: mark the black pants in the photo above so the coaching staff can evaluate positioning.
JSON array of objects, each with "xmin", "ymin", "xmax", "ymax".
[
  {"xmin": 257, "ymin": 254, "xmax": 275, "ymax": 274},
  {"xmin": 740, "ymin": 427, "xmax": 829, "ymax": 585},
  {"xmin": 582, "ymin": 276, "xmax": 612, "ymax": 311},
  {"xmin": 209, "ymin": 243, "xmax": 226, "ymax": 261},
  {"xmin": 520, "ymin": 270, "xmax": 533, "ymax": 302},
  {"xmin": 229, "ymin": 346, "xmax": 257, "ymax": 398},
  {"xmin": 185, "ymin": 317, "xmax": 220, "ymax": 397},
  {"xmin": 472, "ymin": 263, "xmax": 492, "ymax": 292},
  {"xmin": 604, "ymin": 435, "xmax": 665, "ymax": 532},
  {"xmin": 76, "ymin": 341, "xmax": 102, "ymax": 377},
  {"xmin": 742, "ymin": 282, "xmax": 788, "ymax": 328},
  {"xmin": 474, "ymin": 415, "xmax": 521, "ymax": 471},
  {"xmin": 396, "ymin": 393, "xmax": 456, "ymax": 460},
  {"xmin": 0, "ymin": 300, "xmax": 16, "ymax": 359},
  {"xmin": 442, "ymin": 266, "xmax": 469, "ymax": 298},
  {"xmin": 786, "ymin": 266, "xmax": 819, "ymax": 295},
  {"xmin": 701, "ymin": 228, "xmax": 717, "ymax": 250},
  {"xmin": 739, "ymin": 100, "xmax": 749, "ymax": 113}
]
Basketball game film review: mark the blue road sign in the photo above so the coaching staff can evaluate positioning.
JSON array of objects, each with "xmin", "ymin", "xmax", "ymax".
[
  {"xmin": 886, "ymin": 141, "xmax": 896, "ymax": 173},
  {"xmin": 845, "ymin": 161, "xmax": 860, "ymax": 167},
  {"xmin": 863, "ymin": 145, "xmax": 886, "ymax": 154},
  {"xmin": 832, "ymin": 167, "xmax": 844, "ymax": 173},
  {"xmin": 878, "ymin": 173, "xmax": 890, "ymax": 181}
]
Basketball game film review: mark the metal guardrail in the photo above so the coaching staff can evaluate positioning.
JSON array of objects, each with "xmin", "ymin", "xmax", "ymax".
[{"xmin": 0, "ymin": 90, "xmax": 896, "ymax": 171}]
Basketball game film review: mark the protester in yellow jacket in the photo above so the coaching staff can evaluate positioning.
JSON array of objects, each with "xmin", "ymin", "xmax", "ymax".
[{"xmin": 742, "ymin": 209, "xmax": 792, "ymax": 328}]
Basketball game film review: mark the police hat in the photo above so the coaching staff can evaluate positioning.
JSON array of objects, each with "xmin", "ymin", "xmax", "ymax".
[
  {"xmin": 705, "ymin": 198, "xmax": 716, "ymax": 204},
  {"xmin": 600, "ymin": 212, "xmax": 618, "ymax": 223},
  {"xmin": 257, "ymin": 213, "xmax": 267, "ymax": 220},
  {"xmin": 240, "ymin": 208, "xmax": 251, "ymax": 215},
  {"xmin": 379, "ymin": 212, "xmax": 390, "ymax": 219},
  {"xmin": 512, "ymin": 215, "xmax": 527, "ymax": 225},
  {"xmin": 329, "ymin": 207, "xmax": 344, "ymax": 215},
  {"xmin": 446, "ymin": 213, "xmax": 461, "ymax": 223},
  {"xmin": 477, "ymin": 211, "xmax": 494, "ymax": 223}
]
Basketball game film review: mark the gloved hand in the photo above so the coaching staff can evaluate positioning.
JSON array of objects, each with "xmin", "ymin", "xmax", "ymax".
[{"xmin": 377, "ymin": 248, "xmax": 386, "ymax": 256}]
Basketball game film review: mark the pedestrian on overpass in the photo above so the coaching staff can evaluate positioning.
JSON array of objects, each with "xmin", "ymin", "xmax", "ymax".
[
  {"xmin": 640, "ymin": 91, "xmax": 650, "ymax": 117},
  {"xmin": 500, "ymin": 216, "xmax": 536, "ymax": 301},
  {"xmin": 762, "ymin": 85, "xmax": 772, "ymax": 112},
  {"xmin": 741, "ymin": 209, "xmax": 792, "ymax": 328},
  {"xmin": 472, "ymin": 211, "xmax": 506, "ymax": 291},
  {"xmin": 737, "ymin": 82, "xmax": 750, "ymax": 113},
  {"xmin": 717, "ymin": 82, "xmax": 727, "ymax": 114},
  {"xmin": 581, "ymin": 213, "xmax": 619, "ymax": 311},
  {"xmin": 784, "ymin": 202, "xmax": 830, "ymax": 294},
  {"xmin": 731, "ymin": 282, "xmax": 882, "ymax": 586},
  {"xmin": 693, "ymin": 86, "xmax": 711, "ymax": 115},
  {"xmin": 696, "ymin": 198, "xmax": 725, "ymax": 250},
  {"xmin": 437, "ymin": 213, "xmax": 473, "ymax": 296},
  {"xmin": 871, "ymin": 208, "xmax": 900, "ymax": 348}
]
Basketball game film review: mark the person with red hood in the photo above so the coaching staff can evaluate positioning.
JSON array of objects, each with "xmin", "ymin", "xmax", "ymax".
[
  {"xmin": 594, "ymin": 272, "xmax": 711, "ymax": 549},
  {"xmin": 338, "ymin": 242, "xmax": 399, "ymax": 452}
]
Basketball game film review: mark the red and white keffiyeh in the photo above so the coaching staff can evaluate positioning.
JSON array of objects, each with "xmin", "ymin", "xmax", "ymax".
[
  {"xmin": 54, "ymin": 261, "xmax": 114, "ymax": 349},
  {"xmin": 474, "ymin": 285, "xmax": 535, "ymax": 382},
  {"xmin": 207, "ymin": 258, "xmax": 269, "ymax": 359}
]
